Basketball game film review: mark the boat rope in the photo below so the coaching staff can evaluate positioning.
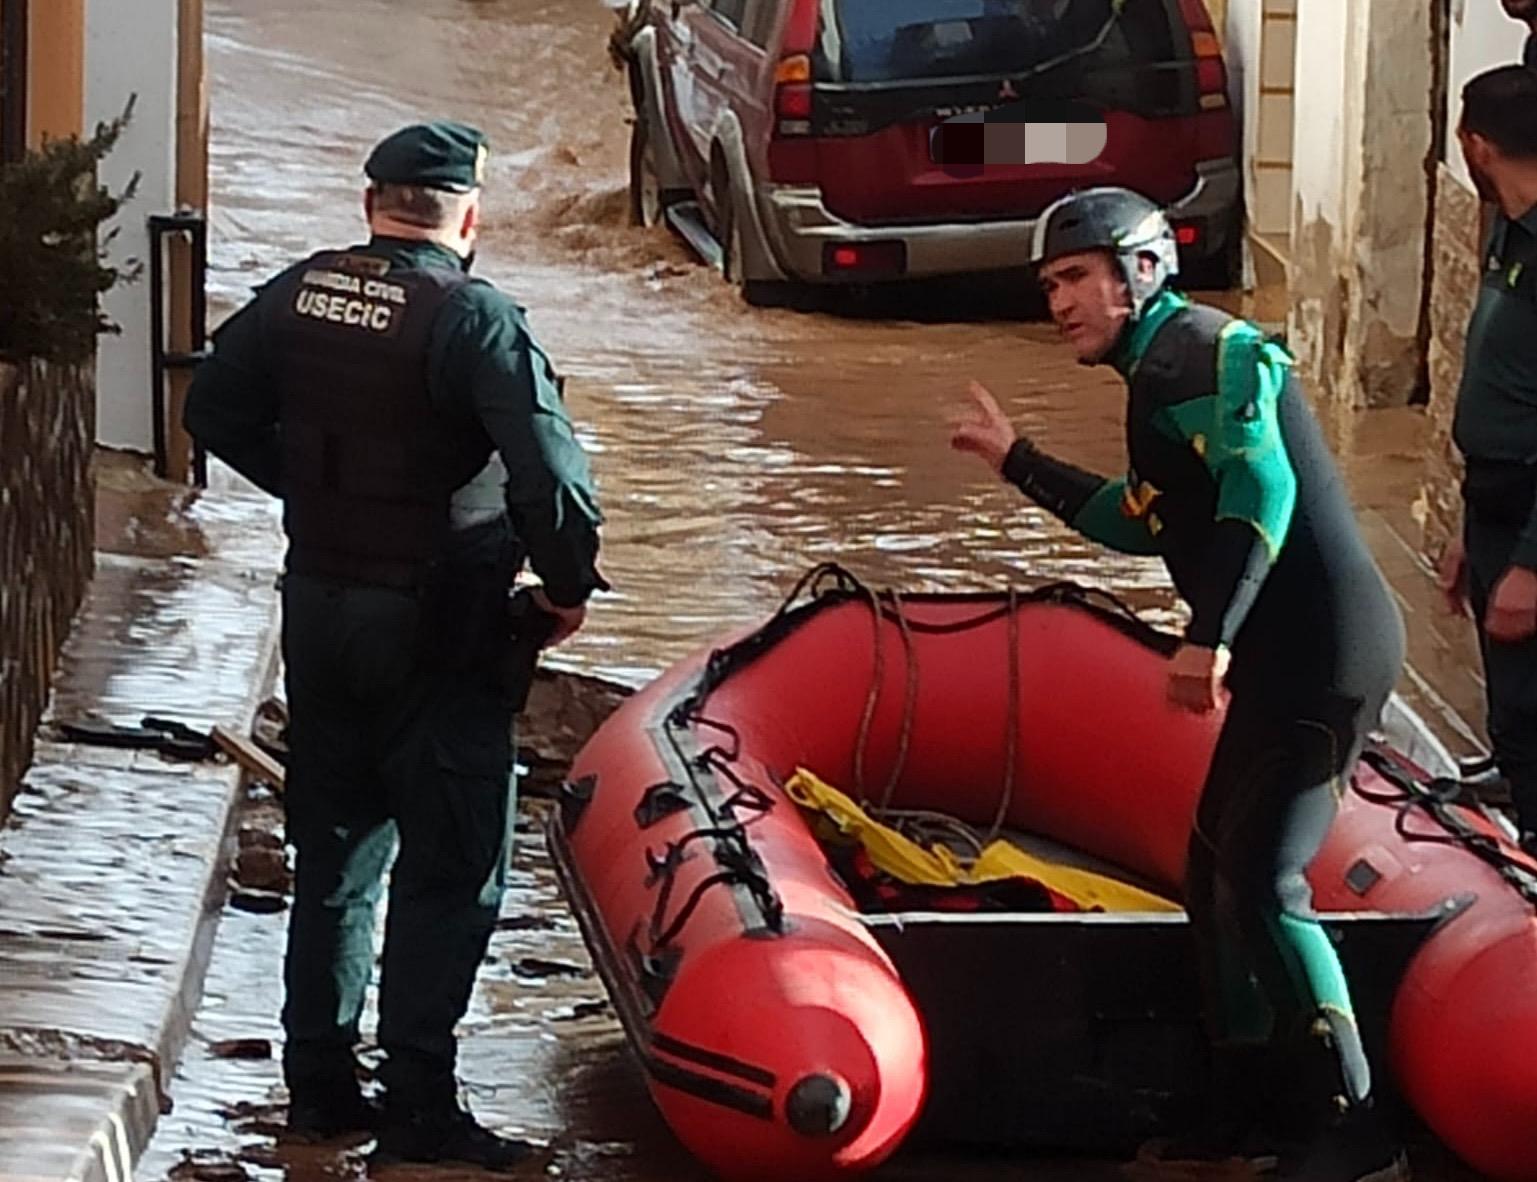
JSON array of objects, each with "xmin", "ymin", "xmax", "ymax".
[
  {"xmin": 681, "ymin": 562, "xmax": 1166, "ymax": 718},
  {"xmin": 985, "ymin": 586, "xmax": 1021, "ymax": 845},
  {"xmin": 1355, "ymin": 746, "xmax": 1537, "ymax": 911},
  {"xmin": 649, "ymin": 563, "xmax": 1176, "ymax": 949},
  {"xmin": 646, "ymin": 706, "xmax": 787, "ymax": 947},
  {"xmin": 874, "ymin": 809, "xmax": 988, "ymax": 858},
  {"xmin": 698, "ymin": 747, "xmax": 776, "ymax": 819},
  {"xmin": 853, "ymin": 584, "xmax": 919, "ymax": 816},
  {"xmin": 851, "ymin": 584, "xmax": 888, "ymax": 806},
  {"xmin": 644, "ymin": 814, "xmax": 786, "ymax": 948}
]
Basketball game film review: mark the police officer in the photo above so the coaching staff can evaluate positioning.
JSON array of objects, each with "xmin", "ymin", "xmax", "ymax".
[
  {"xmin": 950, "ymin": 189, "xmax": 1407, "ymax": 1182},
  {"xmin": 185, "ymin": 121, "xmax": 606, "ymax": 1171},
  {"xmin": 1438, "ymin": 66, "xmax": 1537, "ymax": 857}
]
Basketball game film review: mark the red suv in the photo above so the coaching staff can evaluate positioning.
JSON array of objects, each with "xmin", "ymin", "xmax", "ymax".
[{"xmin": 613, "ymin": 0, "xmax": 1241, "ymax": 303}]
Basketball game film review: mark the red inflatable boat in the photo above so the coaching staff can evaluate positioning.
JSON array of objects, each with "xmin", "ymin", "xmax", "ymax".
[{"xmin": 548, "ymin": 567, "xmax": 1537, "ymax": 1181}]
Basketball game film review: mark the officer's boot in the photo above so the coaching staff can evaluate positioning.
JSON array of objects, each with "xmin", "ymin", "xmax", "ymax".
[
  {"xmin": 1141, "ymin": 1043, "xmax": 1282, "ymax": 1171},
  {"xmin": 1273, "ymin": 1015, "xmax": 1409, "ymax": 1182},
  {"xmin": 375, "ymin": 1060, "xmax": 538, "ymax": 1173},
  {"xmin": 284, "ymin": 1062, "xmax": 380, "ymax": 1142}
]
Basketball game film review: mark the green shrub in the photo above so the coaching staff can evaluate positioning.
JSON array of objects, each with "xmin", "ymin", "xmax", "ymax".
[{"xmin": 0, "ymin": 99, "xmax": 141, "ymax": 365}]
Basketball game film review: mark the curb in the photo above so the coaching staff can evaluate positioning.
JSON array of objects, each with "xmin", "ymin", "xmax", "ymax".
[
  {"xmin": 0, "ymin": 490, "xmax": 282, "ymax": 1180},
  {"xmin": 0, "ymin": 1059, "xmax": 159, "ymax": 1182}
]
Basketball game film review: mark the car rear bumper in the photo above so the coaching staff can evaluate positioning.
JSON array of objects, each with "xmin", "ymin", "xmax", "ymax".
[{"xmin": 755, "ymin": 158, "xmax": 1240, "ymax": 283}]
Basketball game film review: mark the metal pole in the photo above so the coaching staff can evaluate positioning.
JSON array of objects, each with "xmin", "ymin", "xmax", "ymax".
[
  {"xmin": 148, "ymin": 218, "xmax": 169, "ymax": 478},
  {"xmin": 190, "ymin": 215, "xmax": 208, "ymax": 486},
  {"xmin": 165, "ymin": 0, "xmax": 207, "ymax": 483}
]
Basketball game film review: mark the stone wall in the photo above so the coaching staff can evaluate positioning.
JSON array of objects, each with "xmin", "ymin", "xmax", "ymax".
[
  {"xmin": 1286, "ymin": 0, "xmax": 1433, "ymax": 425},
  {"xmin": 1418, "ymin": 165, "xmax": 1483, "ymax": 560},
  {"xmin": 0, "ymin": 358, "xmax": 95, "ymax": 817}
]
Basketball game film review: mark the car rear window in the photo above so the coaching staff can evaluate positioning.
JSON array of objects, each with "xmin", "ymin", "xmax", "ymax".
[{"xmin": 815, "ymin": 0, "xmax": 1179, "ymax": 86}]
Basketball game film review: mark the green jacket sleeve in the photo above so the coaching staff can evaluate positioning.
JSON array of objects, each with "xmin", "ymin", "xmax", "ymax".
[
  {"xmin": 182, "ymin": 294, "xmax": 283, "ymax": 496},
  {"xmin": 1070, "ymin": 478, "xmax": 1164, "ymax": 556},
  {"xmin": 1002, "ymin": 440, "xmax": 1160, "ymax": 555},
  {"xmin": 1160, "ymin": 321, "xmax": 1299, "ymax": 647},
  {"xmin": 432, "ymin": 286, "xmax": 606, "ymax": 606}
]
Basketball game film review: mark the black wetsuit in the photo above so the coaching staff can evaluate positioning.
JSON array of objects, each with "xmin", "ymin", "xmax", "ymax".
[{"xmin": 1005, "ymin": 290, "xmax": 1406, "ymax": 1108}]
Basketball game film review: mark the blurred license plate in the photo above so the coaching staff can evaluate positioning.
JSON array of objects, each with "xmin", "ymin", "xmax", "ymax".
[{"xmin": 930, "ymin": 117, "xmax": 1108, "ymax": 168}]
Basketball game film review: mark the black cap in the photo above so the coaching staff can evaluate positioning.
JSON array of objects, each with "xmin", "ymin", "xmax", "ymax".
[{"xmin": 364, "ymin": 121, "xmax": 488, "ymax": 193}]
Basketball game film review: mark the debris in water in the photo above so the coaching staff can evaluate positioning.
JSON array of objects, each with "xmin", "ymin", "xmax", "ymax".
[
  {"xmin": 234, "ymin": 845, "xmax": 291, "ymax": 893},
  {"xmin": 510, "ymin": 956, "xmax": 589, "ymax": 980},
  {"xmin": 552, "ymin": 999, "xmax": 610, "ymax": 1022},
  {"xmin": 169, "ymin": 1149, "xmax": 249, "ymax": 1182},
  {"xmin": 497, "ymin": 914, "xmax": 557, "ymax": 933},
  {"xmin": 227, "ymin": 886, "xmax": 288, "ymax": 915}
]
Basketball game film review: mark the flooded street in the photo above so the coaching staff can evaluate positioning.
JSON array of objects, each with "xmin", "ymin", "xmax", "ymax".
[
  {"xmin": 201, "ymin": 0, "xmax": 1187, "ymax": 688},
  {"xmin": 137, "ymin": 2, "xmax": 1483, "ymax": 1180}
]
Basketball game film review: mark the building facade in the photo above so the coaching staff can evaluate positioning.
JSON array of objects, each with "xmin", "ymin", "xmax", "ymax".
[{"xmin": 1221, "ymin": 0, "xmax": 1528, "ymax": 552}]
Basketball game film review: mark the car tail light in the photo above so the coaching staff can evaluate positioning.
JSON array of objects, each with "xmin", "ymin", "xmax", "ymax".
[
  {"xmin": 1178, "ymin": 2, "xmax": 1230, "ymax": 110},
  {"xmin": 1192, "ymin": 33, "xmax": 1228, "ymax": 109},
  {"xmin": 775, "ymin": 53, "xmax": 813, "ymax": 130},
  {"xmin": 773, "ymin": 0, "xmax": 821, "ymax": 138},
  {"xmin": 822, "ymin": 241, "xmax": 907, "ymax": 277}
]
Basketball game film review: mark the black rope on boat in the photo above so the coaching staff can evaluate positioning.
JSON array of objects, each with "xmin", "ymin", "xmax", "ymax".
[
  {"xmin": 681, "ymin": 564, "xmax": 1173, "ymax": 725},
  {"xmin": 645, "ymin": 563, "xmax": 1181, "ymax": 951},
  {"xmin": 985, "ymin": 585, "xmax": 1022, "ymax": 845},
  {"xmin": 649, "ymin": 707, "xmax": 787, "ymax": 944},
  {"xmin": 699, "ymin": 750, "xmax": 776, "ymax": 818},
  {"xmin": 853, "ymin": 585, "xmax": 920, "ymax": 814},
  {"xmin": 1356, "ymin": 746, "xmax": 1537, "ymax": 910},
  {"xmin": 646, "ymin": 823, "xmax": 785, "ymax": 949}
]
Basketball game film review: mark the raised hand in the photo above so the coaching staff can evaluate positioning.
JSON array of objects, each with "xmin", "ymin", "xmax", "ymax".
[{"xmin": 950, "ymin": 381, "xmax": 1019, "ymax": 473}]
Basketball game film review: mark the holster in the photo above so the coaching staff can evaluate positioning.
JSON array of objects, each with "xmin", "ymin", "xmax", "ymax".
[{"xmin": 503, "ymin": 588, "xmax": 558, "ymax": 714}]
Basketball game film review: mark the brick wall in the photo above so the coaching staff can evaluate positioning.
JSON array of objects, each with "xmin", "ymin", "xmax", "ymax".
[
  {"xmin": 0, "ymin": 357, "xmax": 95, "ymax": 817},
  {"xmin": 1419, "ymin": 165, "xmax": 1483, "ymax": 559}
]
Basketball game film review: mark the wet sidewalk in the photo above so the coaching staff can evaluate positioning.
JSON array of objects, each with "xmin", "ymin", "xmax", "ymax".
[
  {"xmin": 0, "ymin": 459, "xmax": 282, "ymax": 1182},
  {"xmin": 1347, "ymin": 405, "xmax": 1490, "ymax": 759}
]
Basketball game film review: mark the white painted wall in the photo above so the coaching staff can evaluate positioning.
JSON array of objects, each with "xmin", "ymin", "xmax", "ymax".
[
  {"xmin": 86, "ymin": 0, "xmax": 178, "ymax": 453},
  {"xmin": 1289, "ymin": 0, "xmax": 1361, "ymax": 237},
  {"xmin": 1224, "ymin": 0, "xmax": 1263, "ymax": 201},
  {"xmin": 1444, "ymin": 0, "xmax": 1532, "ymax": 188}
]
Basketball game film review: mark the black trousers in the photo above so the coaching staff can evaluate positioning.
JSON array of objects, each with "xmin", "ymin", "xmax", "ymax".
[
  {"xmin": 279, "ymin": 522, "xmax": 521, "ymax": 1105},
  {"xmin": 1466, "ymin": 509, "xmax": 1537, "ymax": 839}
]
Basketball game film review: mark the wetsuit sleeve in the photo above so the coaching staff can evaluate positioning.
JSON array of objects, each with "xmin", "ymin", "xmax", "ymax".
[
  {"xmin": 1161, "ymin": 322, "xmax": 1299, "ymax": 647},
  {"xmin": 434, "ymin": 288, "xmax": 607, "ymax": 607},
  {"xmin": 183, "ymin": 295, "xmax": 282, "ymax": 496},
  {"xmin": 1002, "ymin": 440, "xmax": 1161, "ymax": 555}
]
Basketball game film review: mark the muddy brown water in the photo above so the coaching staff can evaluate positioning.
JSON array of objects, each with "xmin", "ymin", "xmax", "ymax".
[{"xmin": 136, "ymin": 1, "xmax": 1485, "ymax": 1179}]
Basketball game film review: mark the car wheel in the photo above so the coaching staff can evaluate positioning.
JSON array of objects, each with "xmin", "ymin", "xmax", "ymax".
[{"xmin": 628, "ymin": 114, "xmax": 674, "ymax": 229}]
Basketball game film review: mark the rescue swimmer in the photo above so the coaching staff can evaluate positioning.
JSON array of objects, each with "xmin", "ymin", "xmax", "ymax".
[{"xmin": 951, "ymin": 187, "xmax": 1409, "ymax": 1182}]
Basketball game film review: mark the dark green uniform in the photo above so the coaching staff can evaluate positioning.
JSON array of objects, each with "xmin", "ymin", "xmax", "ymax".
[
  {"xmin": 185, "ymin": 234, "xmax": 605, "ymax": 1111},
  {"xmin": 1452, "ymin": 202, "xmax": 1537, "ymax": 844},
  {"xmin": 1007, "ymin": 288, "xmax": 1405, "ymax": 1128}
]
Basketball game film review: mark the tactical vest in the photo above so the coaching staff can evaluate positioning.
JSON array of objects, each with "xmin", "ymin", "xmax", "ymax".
[{"xmin": 259, "ymin": 249, "xmax": 492, "ymax": 587}]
